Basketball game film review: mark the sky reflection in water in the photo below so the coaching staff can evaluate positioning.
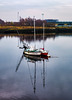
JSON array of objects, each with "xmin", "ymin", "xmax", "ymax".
[{"xmin": 0, "ymin": 35, "xmax": 72, "ymax": 100}]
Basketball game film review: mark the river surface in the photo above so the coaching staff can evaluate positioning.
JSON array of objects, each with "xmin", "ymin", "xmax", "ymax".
[{"xmin": 0, "ymin": 34, "xmax": 72, "ymax": 100}]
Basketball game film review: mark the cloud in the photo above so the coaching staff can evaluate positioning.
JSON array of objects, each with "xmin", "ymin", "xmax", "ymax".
[
  {"xmin": 0, "ymin": 0, "xmax": 72, "ymax": 21},
  {"xmin": 0, "ymin": 0, "xmax": 72, "ymax": 7},
  {"xmin": 0, "ymin": 0, "xmax": 62, "ymax": 7},
  {"xmin": 45, "ymin": 4, "xmax": 72, "ymax": 21}
]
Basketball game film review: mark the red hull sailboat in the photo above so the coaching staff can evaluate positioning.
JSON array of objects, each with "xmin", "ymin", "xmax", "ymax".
[{"xmin": 40, "ymin": 48, "xmax": 48, "ymax": 56}]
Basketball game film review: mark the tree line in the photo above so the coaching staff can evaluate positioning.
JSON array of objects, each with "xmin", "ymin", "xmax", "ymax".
[{"xmin": 0, "ymin": 17, "xmax": 55, "ymax": 27}]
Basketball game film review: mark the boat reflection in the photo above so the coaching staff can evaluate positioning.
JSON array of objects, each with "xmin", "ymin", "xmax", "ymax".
[{"xmin": 16, "ymin": 52, "xmax": 50, "ymax": 93}]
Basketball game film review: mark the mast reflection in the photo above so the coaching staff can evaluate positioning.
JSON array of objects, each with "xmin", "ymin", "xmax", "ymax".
[{"xmin": 16, "ymin": 52, "xmax": 50, "ymax": 93}]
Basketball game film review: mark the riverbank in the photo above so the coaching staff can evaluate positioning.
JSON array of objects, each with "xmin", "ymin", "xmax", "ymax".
[{"xmin": 0, "ymin": 26, "xmax": 72, "ymax": 34}]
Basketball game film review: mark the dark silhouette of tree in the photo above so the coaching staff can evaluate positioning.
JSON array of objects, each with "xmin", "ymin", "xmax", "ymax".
[
  {"xmin": 19, "ymin": 17, "xmax": 34, "ymax": 26},
  {"xmin": 0, "ymin": 18, "xmax": 55, "ymax": 27},
  {"xmin": 0, "ymin": 19, "xmax": 5, "ymax": 25},
  {"xmin": 35, "ymin": 19, "xmax": 42, "ymax": 26}
]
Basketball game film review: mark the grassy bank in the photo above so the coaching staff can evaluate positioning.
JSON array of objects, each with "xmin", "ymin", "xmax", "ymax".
[
  {"xmin": 0, "ymin": 26, "xmax": 55, "ymax": 34},
  {"xmin": 0, "ymin": 25, "xmax": 72, "ymax": 34}
]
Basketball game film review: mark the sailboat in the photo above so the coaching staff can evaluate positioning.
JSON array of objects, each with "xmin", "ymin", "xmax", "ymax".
[
  {"xmin": 24, "ymin": 48, "xmax": 41, "ymax": 56},
  {"xmin": 23, "ymin": 16, "xmax": 41, "ymax": 56},
  {"xmin": 23, "ymin": 15, "xmax": 48, "ymax": 57},
  {"xmin": 39, "ymin": 14, "xmax": 48, "ymax": 56}
]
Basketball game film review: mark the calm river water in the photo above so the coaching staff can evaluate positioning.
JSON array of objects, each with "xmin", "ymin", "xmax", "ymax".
[{"xmin": 0, "ymin": 34, "xmax": 72, "ymax": 100}]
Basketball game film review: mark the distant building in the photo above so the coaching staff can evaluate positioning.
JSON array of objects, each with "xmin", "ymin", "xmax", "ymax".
[
  {"xmin": 55, "ymin": 22, "xmax": 72, "ymax": 27},
  {"xmin": 45, "ymin": 19, "xmax": 72, "ymax": 27},
  {"xmin": 45, "ymin": 19, "xmax": 58, "ymax": 23}
]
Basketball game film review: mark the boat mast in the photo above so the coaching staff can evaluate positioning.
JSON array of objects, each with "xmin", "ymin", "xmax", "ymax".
[
  {"xmin": 15, "ymin": 54, "xmax": 24, "ymax": 72},
  {"xmin": 43, "ymin": 59, "xmax": 45, "ymax": 87},
  {"xmin": 34, "ymin": 16, "xmax": 36, "ymax": 49},
  {"xmin": 34, "ymin": 62, "xmax": 36, "ymax": 93},
  {"xmin": 42, "ymin": 13, "xmax": 45, "ymax": 50}
]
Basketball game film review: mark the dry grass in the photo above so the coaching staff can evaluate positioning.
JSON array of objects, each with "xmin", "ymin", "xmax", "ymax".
[
  {"xmin": 0, "ymin": 25, "xmax": 56, "ymax": 30},
  {"xmin": 1, "ymin": 25, "xmax": 72, "ymax": 30},
  {"xmin": 0, "ymin": 26, "xmax": 41, "ymax": 30}
]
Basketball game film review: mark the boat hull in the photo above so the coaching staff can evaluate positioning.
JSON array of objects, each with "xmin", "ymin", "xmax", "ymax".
[
  {"xmin": 41, "ymin": 52, "xmax": 48, "ymax": 56},
  {"xmin": 39, "ymin": 49, "xmax": 48, "ymax": 56},
  {"xmin": 23, "ymin": 51, "xmax": 41, "ymax": 56}
]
